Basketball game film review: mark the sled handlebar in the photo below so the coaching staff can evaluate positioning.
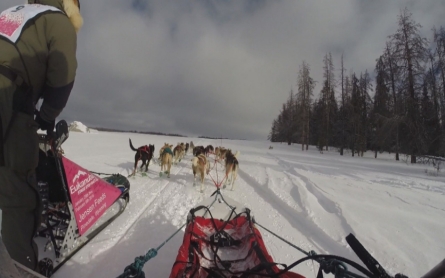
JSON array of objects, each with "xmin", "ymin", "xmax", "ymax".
[
  {"xmin": 38, "ymin": 121, "xmax": 69, "ymax": 153},
  {"xmin": 420, "ymin": 259, "xmax": 445, "ymax": 278}
]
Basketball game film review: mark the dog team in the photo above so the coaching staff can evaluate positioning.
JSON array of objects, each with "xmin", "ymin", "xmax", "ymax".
[{"xmin": 128, "ymin": 139, "xmax": 239, "ymax": 192}]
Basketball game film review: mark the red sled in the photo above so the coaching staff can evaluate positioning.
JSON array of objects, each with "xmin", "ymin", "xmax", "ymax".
[{"xmin": 169, "ymin": 194, "xmax": 304, "ymax": 278}]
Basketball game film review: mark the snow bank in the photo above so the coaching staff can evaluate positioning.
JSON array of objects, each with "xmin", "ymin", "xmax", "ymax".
[{"xmin": 68, "ymin": 121, "xmax": 98, "ymax": 133}]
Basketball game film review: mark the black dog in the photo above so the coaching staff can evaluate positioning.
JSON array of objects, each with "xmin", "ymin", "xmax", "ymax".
[
  {"xmin": 193, "ymin": 145, "xmax": 205, "ymax": 157},
  {"xmin": 204, "ymin": 145, "xmax": 214, "ymax": 156},
  {"xmin": 129, "ymin": 138, "xmax": 154, "ymax": 176}
]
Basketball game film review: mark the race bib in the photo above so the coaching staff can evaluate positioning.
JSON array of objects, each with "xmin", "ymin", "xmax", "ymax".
[{"xmin": 0, "ymin": 4, "xmax": 61, "ymax": 43}]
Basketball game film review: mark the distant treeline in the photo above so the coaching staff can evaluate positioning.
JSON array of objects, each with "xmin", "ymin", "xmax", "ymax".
[
  {"xmin": 91, "ymin": 127, "xmax": 187, "ymax": 138},
  {"xmin": 91, "ymin": 127, "xmax": 242, "ymax": 140},
  {"xmin": 269, "ymin": 8, "xmax": 445, "ymax": 163},
  {"xmin": 198, "ymin": 136, "xmax": 230, "ymax": 140}
]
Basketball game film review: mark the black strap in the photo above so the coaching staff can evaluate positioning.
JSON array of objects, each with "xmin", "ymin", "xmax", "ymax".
[
  {"xmin": 0, "ymin": 64, "xmax": 17, "ymax": 82},
  {"xmin": 0, "ymin": 64, "xmax": 33, "ymax": 113},
  {"xmin": 0, "ymin": 112, "xmax": 4, "ymax": 167},
  {"xmin": 0, "ymin": 64, "xmax": 28, "ymax": 88}
]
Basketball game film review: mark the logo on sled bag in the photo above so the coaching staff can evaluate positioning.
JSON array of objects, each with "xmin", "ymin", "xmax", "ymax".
[
  {"xmin": 62, "ymin": 157, "xmax": 121, "ymax": 235},
  {"xmin": 72, "ymin": 170, "xmax": 88, "ymax": 184}
]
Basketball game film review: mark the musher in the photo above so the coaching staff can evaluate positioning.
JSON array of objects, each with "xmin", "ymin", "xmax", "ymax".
[{"xmin": 0, "ymin": 0, "xmax": 82, "ymax": 271}]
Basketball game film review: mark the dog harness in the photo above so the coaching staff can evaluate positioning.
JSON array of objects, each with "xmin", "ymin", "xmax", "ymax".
[
  {"xmin": 135, "ymin": 145, "xmax": 151, "ymax": 163},
  {"xmin": 137, "ymin": 146, "xmax": 150, "ymax": 154},
  {"xmin": 162, "ymin": 148, "xmax": 173, "ymax": 156}
]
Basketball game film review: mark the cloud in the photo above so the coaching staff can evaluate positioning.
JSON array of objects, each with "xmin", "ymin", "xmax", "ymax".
[{"xmin": 1, "ymin": 0, "xmax": 443, "ymax": 140}]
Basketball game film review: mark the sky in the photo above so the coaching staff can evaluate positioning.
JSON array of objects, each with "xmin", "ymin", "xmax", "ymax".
[
  {"xmin": 1, "ymin": 0, "xmax": 444, "ymax": 140},
  {"xmin": 3, "ymin": 127, "xmax": 442, "ymax": 277}
]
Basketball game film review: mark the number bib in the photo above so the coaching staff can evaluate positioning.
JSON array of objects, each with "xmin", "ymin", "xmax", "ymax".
[{"xmin": 0, "ymin": 4, "xmax": 61, "ymax": 43}]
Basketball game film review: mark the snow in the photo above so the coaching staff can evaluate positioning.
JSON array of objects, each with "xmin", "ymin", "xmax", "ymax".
[
  {"xmin": 2, "ymin": 131, "xmax": 445, "ymax": 277},
  {"xmin": 68, "ymin": 121, "xmax": 98, "ymax": 133}
]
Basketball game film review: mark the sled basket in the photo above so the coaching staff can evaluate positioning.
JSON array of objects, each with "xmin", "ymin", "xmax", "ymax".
[{"xmin": 169, "ymin": 196, "xmax": 304, "ymax": 278}]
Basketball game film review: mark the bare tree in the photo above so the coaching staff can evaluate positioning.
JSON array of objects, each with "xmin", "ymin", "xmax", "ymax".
[
  {"xmin": 383, "ymin": 41, "xmax": 402, "ymax": 160},
  {"xmin": 322, "ymin": 52, "xmax": 336, "ymax": 151},
  {"xmin": 297, "ymin": 61, "xmax": 315, "ymax": 150},
  {"xmin": 433, "ymin": 27, "xmax": 445, "ymax": 129},
  {"xmin": 389, "ymin": 8, "xmax": 429, "ymax": 163}
]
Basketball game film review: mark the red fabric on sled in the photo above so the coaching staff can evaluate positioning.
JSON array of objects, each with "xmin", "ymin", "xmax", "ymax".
[{"xmin": 169, "ymin": 215, "xmax": 305, "ymax": 278}]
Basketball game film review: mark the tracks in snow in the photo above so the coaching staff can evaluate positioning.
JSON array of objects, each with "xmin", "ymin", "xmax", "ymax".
[
  {"xmin": 235, "ymin": 153, "xmax": 357, "ymax": 261},
  {"xmin": 83, "ymin": 161, "xmax": 190, "ymax": 251}
]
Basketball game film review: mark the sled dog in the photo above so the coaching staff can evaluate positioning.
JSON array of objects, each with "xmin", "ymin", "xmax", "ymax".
[
  {"xmin": 129, "ymin": 139, "xmax": 154, "ymax": 176},
  {"xmin": 191, "ymin": 154, "xmax": 210, "ymax": 193},
  {"xmin": 224, "ymin": 150, "xmax": 239, "ymax": 191}
]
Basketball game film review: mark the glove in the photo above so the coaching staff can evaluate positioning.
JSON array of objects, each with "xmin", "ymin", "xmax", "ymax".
[{"xmin": 35, "ymin": 112, "xmax": 55, "ymax": 133}]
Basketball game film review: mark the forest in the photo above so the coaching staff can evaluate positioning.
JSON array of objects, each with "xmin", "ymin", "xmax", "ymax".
[{"xmin": 268, "ymin": 8, "xmax": 445, "ymax": 163}]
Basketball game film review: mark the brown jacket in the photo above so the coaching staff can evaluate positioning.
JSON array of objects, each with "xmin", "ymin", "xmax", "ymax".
[
  {"xmin": 0, "ymin": 1, "xmax": 80, "ymax": 172},
  {"xmin": 0, "ymin": 1, "xmax": 79, "ymax": 124}
]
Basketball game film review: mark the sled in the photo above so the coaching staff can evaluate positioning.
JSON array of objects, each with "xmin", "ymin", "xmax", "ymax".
[
  {"xmin": 169, "ymin": 192, "xmax": 304, "ymax": 278},
  {"xmin": 33, "ymin": 120, "xmax": 130, "ymax": 277},
  {"xmin": 115, "ymin": 147, "xmax": 440, "ymax": 278},
  {"xmin": 118, "ymin": 188, "xmax": 426, "ymax": 278}
]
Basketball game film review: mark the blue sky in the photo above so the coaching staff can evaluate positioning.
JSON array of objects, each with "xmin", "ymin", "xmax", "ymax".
[{"xmin": 1, "ymin": 0, "xmax": 443, "ymax": 140}]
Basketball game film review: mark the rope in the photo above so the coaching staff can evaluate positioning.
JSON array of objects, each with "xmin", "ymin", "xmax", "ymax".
[
  {"xmin": 206, "ymin": 155, "xmax": 228, "ymax": 189},
  {"xmin": 117, "ymin": 223, "xmax": 186, "ymax": 278},
  {"xmin": 252, "ymin": 220, "xmax": 376, "ymax": 278},
  {"xmin": 117, "ymin": 190, "xmax": 223, "ymax": 278},
  {"xmin": 253, "ymin": 219, "xmax": 313, "ymax": 257},
  {"xmin": 89, "ymin": 170, "xmax": 116, "ymax": 176}
]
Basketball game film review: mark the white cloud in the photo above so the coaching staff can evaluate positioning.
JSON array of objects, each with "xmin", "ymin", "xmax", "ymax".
[{"xmin": 1, "ymin": 0, "xmax": 443, "ymax": 139}]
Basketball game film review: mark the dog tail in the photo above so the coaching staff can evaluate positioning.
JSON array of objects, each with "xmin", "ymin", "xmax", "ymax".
[
  {"xmin": 234, "ymin": 151, "xmax": 240, "ymax": 159},
  {"xmin": 129, "ymin": 138, "xmax": 138, "ymax": 152}
]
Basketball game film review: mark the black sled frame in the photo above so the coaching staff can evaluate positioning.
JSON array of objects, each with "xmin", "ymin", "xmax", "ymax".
[{"xmin": 35, "ymin": 120, "xmax": 130, "ymax": 277}]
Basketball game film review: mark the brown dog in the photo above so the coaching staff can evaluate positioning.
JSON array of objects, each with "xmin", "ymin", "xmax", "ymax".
[
  {"xmin": 173, "ymin": 144, "xmax": 185, "ymax": 164},
  {"xmin": 223, "ymin": 150, "xmax": 239, "ymax": 191},
  {"xmin": 158, "ymin": 143, "xmax": 170, "ymax": 162},
  {"xmin": 191, "ymin": 154, "xmax": 210, "ymax": 193},
  {"xmin": 204, "ymin": 145, "xmax": 214, "ymax": 156},
  {"xmin": 160, "ymin": 144, "xmax": 173, "ymax": 178},
  {"xmin": 218, "ymin": 148, "xmax": 229, "ymax": 160}
]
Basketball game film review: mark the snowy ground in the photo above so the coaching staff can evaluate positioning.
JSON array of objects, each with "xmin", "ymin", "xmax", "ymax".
[{"xmin": 2, "ymin": 130, "xmax": 445, "ymax": 277}]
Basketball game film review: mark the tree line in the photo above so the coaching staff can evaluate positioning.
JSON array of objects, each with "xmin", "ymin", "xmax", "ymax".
[{"xmin": 268, "ymin": 8, "xmax": 445, "ymax": 163}]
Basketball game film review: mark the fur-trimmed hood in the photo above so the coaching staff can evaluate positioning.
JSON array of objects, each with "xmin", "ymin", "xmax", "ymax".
[{"xmin": 27, "ymin": 0, "xmax": 83, "ymax": 33}]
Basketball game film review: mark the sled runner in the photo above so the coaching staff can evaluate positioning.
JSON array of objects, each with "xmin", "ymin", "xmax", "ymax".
[{"xmin": 32, "ymin": 120, "xmax": 130, "ymax": 277}]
